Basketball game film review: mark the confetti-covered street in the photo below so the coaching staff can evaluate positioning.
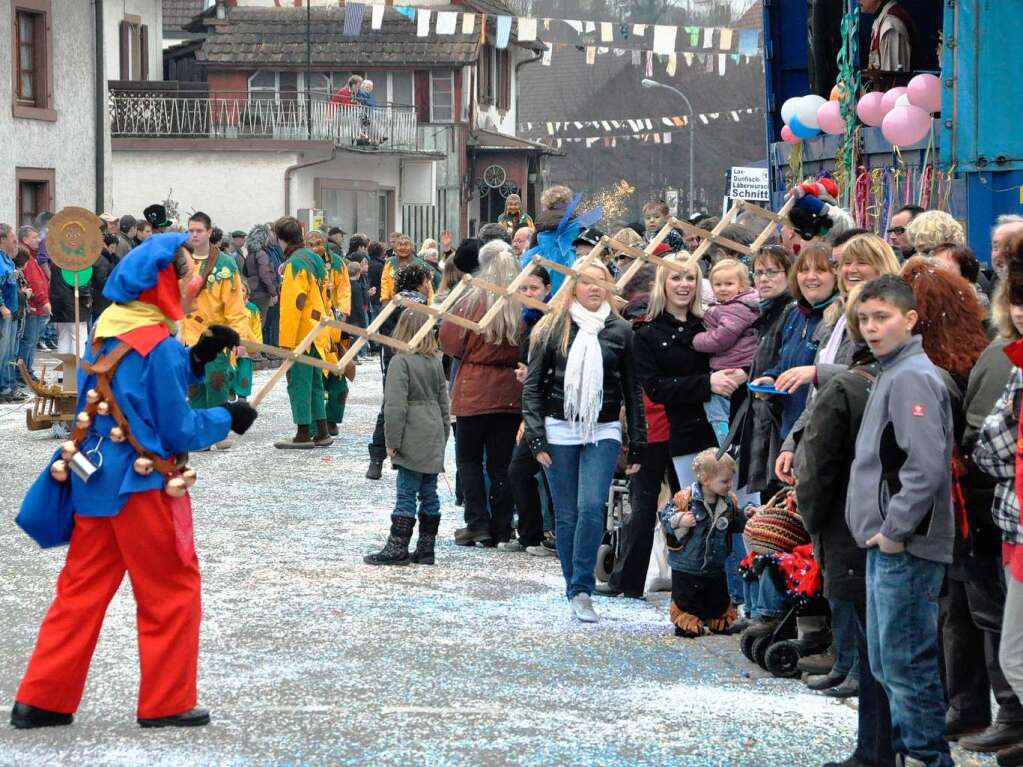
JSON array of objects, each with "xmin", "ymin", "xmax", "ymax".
[{"xmin": 0, "ymin": 362, "xmax": 982, "ymax": 767}]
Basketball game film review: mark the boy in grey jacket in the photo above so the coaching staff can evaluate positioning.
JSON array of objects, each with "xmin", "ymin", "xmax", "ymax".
[{"xmin": 846, "ymin": 275, "xmax": 954, "ymax": 767}]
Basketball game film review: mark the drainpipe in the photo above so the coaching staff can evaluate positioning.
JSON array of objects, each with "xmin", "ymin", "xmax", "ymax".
[
  {"xmin": 94, "ymin": 0, "xmax": 105, "ymax": 213},
  {"xmin": 283, "ymin": 146, "xmax": 337, "ymax": 217}
]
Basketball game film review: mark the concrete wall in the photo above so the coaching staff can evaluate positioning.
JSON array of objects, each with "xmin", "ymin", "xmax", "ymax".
[
  {"xmin": 104, "ymin": 0, "xmax": 163, "ymax": 83},
  {"xmin": 1, "ymin": 0, "xmax": 104, "ymax": 219},
  {"xmin": 291, "ymin": 152, "xmax": 402, "ymax": 222},
  {"xmin": 111, "ymin": 149, "xmax": 299, "ymax": 230}
]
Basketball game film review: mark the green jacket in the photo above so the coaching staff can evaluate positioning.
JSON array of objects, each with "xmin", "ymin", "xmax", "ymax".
[{"xmin": 383, "ymin": 351, "xmax": 451, "ymax": 474}]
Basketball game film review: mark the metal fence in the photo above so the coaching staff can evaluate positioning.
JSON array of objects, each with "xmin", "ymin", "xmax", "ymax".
[{"xmin": 110, "ymin": 94, "xmax": 419, "ymax": 151}]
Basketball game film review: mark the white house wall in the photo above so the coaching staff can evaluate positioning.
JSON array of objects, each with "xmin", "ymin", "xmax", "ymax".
[
  {"xmin": 2, "ymin": 0, "xmax": 103, "ymax": 216},
  {"xmin": 111, "ymin": 150, "xmax": 300, "ymax": 230},
  {"xmin": 290, "ymin": 152, "xmax": 402, "ymax": 223},
  {"xmin": 104, "ymin": 0, "xmax": 164, "ymax": 83}
]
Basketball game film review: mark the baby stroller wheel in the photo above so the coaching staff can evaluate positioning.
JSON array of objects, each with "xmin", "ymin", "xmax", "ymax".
[
  {"xmin": 764, "ymin": 640, "xmax": 802, "ymax": 679},
  {"xmin": 594, "ymin": 544, "xmax": 614, "ymax": 583},
  {"xmin": 752, "ymin": 635, "xmax": 773, "ymax": 669},
  {"xmin": 739, "ymin": 630, "xmax": 757, "ymax": 663}
]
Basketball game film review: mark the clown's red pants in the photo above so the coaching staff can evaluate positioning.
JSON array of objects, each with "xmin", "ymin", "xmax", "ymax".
[{"xmin": 16, "ymin": 490, "xmax": 201, "ymax": 719}]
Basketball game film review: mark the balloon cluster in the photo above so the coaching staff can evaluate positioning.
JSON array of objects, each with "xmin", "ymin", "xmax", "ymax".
[{"xmin": 780, "ymin": 73, "xmax": 942, "ymax": 147}]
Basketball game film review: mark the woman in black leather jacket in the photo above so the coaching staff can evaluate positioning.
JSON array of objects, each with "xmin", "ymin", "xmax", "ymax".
[
  {"xmin": 522, "ymin": 259, "xmax": 646, "ymax": 623},
  {"xmin": 633, "ymin": 254, "xmax": 748, "ymax": 488}
]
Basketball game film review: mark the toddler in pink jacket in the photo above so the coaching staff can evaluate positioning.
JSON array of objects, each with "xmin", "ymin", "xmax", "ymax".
[{"xmin": 693, "ymin": 258, "xmax": 760, "ymax": 445}]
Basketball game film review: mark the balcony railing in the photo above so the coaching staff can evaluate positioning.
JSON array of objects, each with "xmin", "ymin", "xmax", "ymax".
[{"xmin": 109, "ymin": 93, "xmax": 419, "ymax": 151}]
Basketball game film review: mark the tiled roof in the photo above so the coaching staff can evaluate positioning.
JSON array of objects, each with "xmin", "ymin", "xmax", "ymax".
[
  {"xmin": 199, "ymin": 6, "xmax": 483, "ymax": 68},
  {"xmin": 163, "ymin": 0, "xmax": 205, "ymax": 36}
]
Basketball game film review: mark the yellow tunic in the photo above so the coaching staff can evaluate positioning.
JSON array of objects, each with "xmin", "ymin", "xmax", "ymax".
[
  {"xmin": 279, "ymin": 247, "xmax": 332, "ymax": 359},
  {"xmin": 180, "ymin": 248, "xmax": 254, "ymax": 346},
  {"xmin": 380, "ymin": 256, "xmax": 434, "ymax": 303}
]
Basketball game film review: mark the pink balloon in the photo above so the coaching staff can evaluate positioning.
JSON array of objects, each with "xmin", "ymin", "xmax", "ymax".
[
  {"xmin": 881, "ymin": 87, "xmax": 908, "ymax": 114},
  {"xmin": 881, "ymin": 105, "xmax": 932, "ymax": 146},
  {"xmin": 856, "ymin": 91, "xmax": 887, "ymax": 127},
  {"xmin": 781, "ymin": 124, "xmax": 801, "ymax": 144},
  {"xmin": 817, "ymin": 100, "xmax": 845, "ymax": 135},
  {"xmin": 907, "ymin": 73, "xmax": 942, "ymax": 113}
]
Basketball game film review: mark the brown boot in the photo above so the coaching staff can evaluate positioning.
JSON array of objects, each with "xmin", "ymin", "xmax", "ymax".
[
  {"xmin": 275, "ymin": 424, "xmax": 316, "ymax": 449},
  {"xmin": 314, "ymin": 420, "xmax": 334, "ymax": 447}
]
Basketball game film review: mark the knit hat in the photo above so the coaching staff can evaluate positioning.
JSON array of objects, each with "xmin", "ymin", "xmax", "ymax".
[
  {"xmin": 453, "ymin": 238, "xmax": 480, "ymax": 274},
  {"xmin": 743, "ymin": 490, "xmax": 810, "ymax": 555}
]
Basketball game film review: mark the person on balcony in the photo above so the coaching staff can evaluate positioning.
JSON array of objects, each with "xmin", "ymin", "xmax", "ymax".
[
  {"xmin": 330, "ymin": 75, "xmax": 363, "ymax": 106},
  {"xmin": 860, "ymin": 0, "xmax": 919, "ymax": 74},
  {"xmin": 356, "ymin": 80, "xmax": 377, "ymax": 108}
]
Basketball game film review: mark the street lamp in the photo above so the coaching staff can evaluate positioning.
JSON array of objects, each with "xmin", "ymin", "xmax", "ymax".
[{"xmin": 642, "ymin": 78, "xmax": 695, "ymax": 215}]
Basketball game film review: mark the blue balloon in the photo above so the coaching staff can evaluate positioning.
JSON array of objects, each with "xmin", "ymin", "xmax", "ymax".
[{"xmin": 789, "ymin": 115, "xmax": 820, "ymax": 140}]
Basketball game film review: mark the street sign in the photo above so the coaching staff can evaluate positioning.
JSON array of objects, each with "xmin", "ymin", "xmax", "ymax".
[{"xmin": 728, "ymin": 167, "xmax": 770, "ymax": 201}]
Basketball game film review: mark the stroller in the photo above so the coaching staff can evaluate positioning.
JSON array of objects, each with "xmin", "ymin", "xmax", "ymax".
[
  {"xmin": 736, "ymin": 489, "xmax": 830, "ymax": 678},
  {"xmin": 594, "ymin": 475, "xmax": 632, "ymax": 583}
]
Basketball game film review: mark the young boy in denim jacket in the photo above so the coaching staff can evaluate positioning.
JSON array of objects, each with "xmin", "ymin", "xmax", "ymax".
[
  {"xmin": 846, "ymin": 274, "xmax": 954, "ymax": 767},
  {"xmin": 661, "ymin": 448, "xmax": 746, "ymax": 637}
]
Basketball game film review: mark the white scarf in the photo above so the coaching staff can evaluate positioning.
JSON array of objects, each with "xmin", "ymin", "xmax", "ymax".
[{"xmin": 564, "ymin": 300, "xmax": 611, "ymax": 442}]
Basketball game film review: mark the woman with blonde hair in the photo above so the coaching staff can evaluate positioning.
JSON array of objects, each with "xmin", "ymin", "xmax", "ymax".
[
  {"xmin": 439, "ymin": 241, "xmax": 524, "ymax": 547},
  {"xmin": 522, "ymin": 258, "xmax": 646, "ymax": 622}
]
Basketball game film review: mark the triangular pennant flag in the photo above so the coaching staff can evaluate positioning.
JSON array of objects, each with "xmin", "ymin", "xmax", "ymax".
[
  {"xmin": 395, "ymin": 6, "xmax": 416, "ymax": 22},
  {"xmin": 597, "ymin": 46, "xmax": 609, "ymax": 55},
  {"xmin": 435, "ymin": 11, "xmax": 457, "ymax": 35},
  {"xmin": 564, "ymin": 20, "xmax": 582, "ymax": 34},
  {"xmin": 370, "ymin": 3, "xmax": 384, "ymax": 29},
  {"xmin": 416, "ymin": 8, "xmax": 431, "ymax": 36},
  {"xmin": 672, "ymin": 116, "xmax": 684, "ymax": 127},
  {"xmin": 546, "ymin": 122, "xmax": 554, "ymax": 134},
  {"xmin": 699, "ymin": 113, "xmax": 709, "ymax": 124},
  {"xmin": 705, "ymin": 54, "xmax": 715, "ymax": 72},
  {"xmin": 584, "ymin": 21, "xmax": 596, "ymax": 34},
  {"xmin": 645, "ymin": 118, "xmax": 653, "ymax": 130},
  {"xmin": 731, "ymin": 110, "xmax": 740, "ymax": 122},
  {"xmin": 600, "ymin": 22, "xmax": 613, "ymax": 42},
  {"xmin": 663, "ymin": 132, "xmax": 672, "ymax": 144},
  {"xmin": 666, "ymin": 53, "xmax": 677, "ymax": 76},
  {"xmin": 738, "ymin": 29, "xmax": 758, "ymax": 56},
  {"xmin": 342, "ymin": 2, "xmax": 365, "ymax": 36},
  {"xmin": 684, "ymin": 52, "xmax": 694, "ymax": 66},
  {"xmin": 718, "ymin": 53, "xmax": 726, "ymax": 75},
  {"xmin": 652, "ymin": 25, "xmax": 676, "ymax": 55},
  {"xmin": 586, "ymin": 137, "xmax": 599, "ymax": 148},
  {"xmin": 611, "ymin": 120, "xmax": 621, "ymax": 128},
  {"xmin": 601, "ymin": 120, "xmax": 611, "ymax": 131},
  {"xmin": 461, "ymin": 12, "xmax": 475, "ymax": 35},
  {"xmin": 585, "ymin": 46, "xmax": 596, "ymax": 65},
  {"xmin": 496, "ymin": 15, "xmax": 512, "ymax": 48},
  {"xmin": 543, "ymin": 18, "xmax": 551, "ymax": 31},
  {"xmin": 685, "ymin": 26, "xmax": 700, "ymax": 47},
  {"xmin": 574, "ymin": 121, "xmax": 583, "ymax": 129},
  {"xmin": 518, "ymin": 17, "xmax": 537, "ymax": 41},
  {"xmin": 653, "ymin": 133, "xmax": 661, "ymax": 144},
  {"xmin": 661, "ymin": 117, "xmax": 673, "ymax": 126},
  {"xmin": 633, "ymin": 23, "xmax": 646, "ymax": 36},
  {"xmin": 719, "ymin": 28, "xmax": 733, "ymax": 50},
  {"xmin": 611, "ymin": 137, "xmax": 617, "ymax": 147},
  {"xmin": 703, "ymin": 27, "xmax": 714, "ymax": 48}
]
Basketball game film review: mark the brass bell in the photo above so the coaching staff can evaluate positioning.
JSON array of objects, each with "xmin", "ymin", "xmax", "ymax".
[
  {"xmin": 181, "ymin": 467, "xmax": 198, "ymax": 488},
  {"xmin": 61, "ymin": 441, "xmax": 78, "ymax": 461},
  {"xmin": 86, "ymin": 389, "xmax": 101, "ymax": 404},
  {"xmin": 96, "ymin": 401, "xmax": 111, "ymax": 416},
  {"xmin": 76, "ymin": 412, "xmax": 92, "ymax": 429},
  {"xmin": 133, "ymin": 457, "xmax": 154, "ymax": 476},
  {"xmin": 165, "ymin": 477, "xmax": 188, "ymax": 498},
  {"xmin": 50, "ymin": 460, "xmax": 69, "ymax": 483},
  {"xmin": 109, "ymin": 426, "xmax": 126, "ymax": 443}
]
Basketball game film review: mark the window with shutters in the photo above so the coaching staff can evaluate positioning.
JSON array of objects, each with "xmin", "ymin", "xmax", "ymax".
[
  {"xmin": 15, "ymin": 168, "xmax": 54, "ymax": 228},
  {"xmin": 479, "ymin": 45, "xmax": 495, "ymax": 105},
  {"xmin": 119, "ymin": 16, "xmax": 149, "ymax": 80},
  {"xmin": 495, "ymin": 48, "xmax": 511, "ymax": 112},
  {"xmin": 11, "ymin": 1, "xmax": 54, "ymax": 120}
]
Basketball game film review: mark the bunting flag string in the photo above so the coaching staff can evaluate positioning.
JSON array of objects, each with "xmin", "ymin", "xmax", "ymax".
[
  {"xmin": 336, "ymin": 3, "xmax": 761, "ymax": 57},
  {"xmin": 519, "ymin": 107, "xmax": 761, "ymax": 136}
]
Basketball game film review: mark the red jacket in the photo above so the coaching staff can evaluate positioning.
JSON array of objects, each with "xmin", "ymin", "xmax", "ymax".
[
  {"xmin": 644, "ymin": 393, "xmax": 670, "ymax": 444},
  {"xmin": 22, "ymin": 253, "xmax": 50, "ymax": 315}
]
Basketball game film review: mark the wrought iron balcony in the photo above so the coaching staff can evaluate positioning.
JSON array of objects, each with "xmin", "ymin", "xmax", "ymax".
[{"xmin": 109, "ymin": 92, "xmax": 419, "ymax": 151}]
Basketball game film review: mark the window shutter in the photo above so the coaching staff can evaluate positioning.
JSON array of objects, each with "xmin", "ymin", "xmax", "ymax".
[
  {"xmin": 498, "ymin": 49, "xmax": 511, "ymax": 111},
  {"xmin": 140, "ymin": 25, "xmax": 149, "ymax": 80},
  {"xmin": 119, "ymin": 21, "xmax": 130, "ymax": 79}
]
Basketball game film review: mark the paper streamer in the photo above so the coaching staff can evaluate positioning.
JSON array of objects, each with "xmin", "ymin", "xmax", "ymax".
[{"xmin": 652, "ymin": 24, "xmax": 676, "ymax": 55}]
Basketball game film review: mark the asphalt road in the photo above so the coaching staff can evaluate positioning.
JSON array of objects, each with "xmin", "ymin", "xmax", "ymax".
[{"xmin": 0, "ymin": 361, "xmax": 992, "ymax": 766}]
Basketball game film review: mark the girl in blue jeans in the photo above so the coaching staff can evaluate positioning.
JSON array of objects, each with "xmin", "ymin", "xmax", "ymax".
[{"xmin": 522, "ymin": 258, "xmax": 646, "ymax": 623}]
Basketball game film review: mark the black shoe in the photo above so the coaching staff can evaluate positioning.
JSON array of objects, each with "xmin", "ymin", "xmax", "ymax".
[
  {"xmin": 454, "ymin": 527, "xmax": 492, "ymax": 547},
  {"xmin": 728, "ymin": 617, "xmax": 751, "ymax": 634},
  {"xmin": 138, "ymin": 707, "xmax": 210, "ymax": 728},
  {"xmin": 743, "ymin": 617, "xmax": 781, "ymax": 639},
  {"xmin": 821, "ymin": 757, "xmax": 873, "ymax": 767},
  {"xmin": 806, "ymin": 669, "xmax": 846, "ymax": 691},
  {"xmin": 366, "ymin": 459, "xmax": 383, "ymax": 480},
  {"xmin": 997, "ymin": 741, "xmax": 1023, "ymax": 767},
  {"xmin": 797, "ymin": 647, "xmax": 835, "ymax": 675},
  {"xmin": 594, "ymin": 583, "xmax": 643, "ymax": 599},
  {"xmin": 961, "ymin": 722, "xmax": 1023, "ymax": 753},
  {"xmin": 410, "ymin": 514, "xmax": 440, "ymax": 565},
  {"xmin": 946, "ymin": 717, "xmax": 989, "ymax": 741},
  {"xmin": 364, "ymin": 515, "xmax": 415, "ymax": 566},
  {"xmin": 822, "ymin": 675, "xmax": 859, "ymax": 698},
  {"xmin": 10, "ymin": 702, "xmax": 73, "ymax": 729}
]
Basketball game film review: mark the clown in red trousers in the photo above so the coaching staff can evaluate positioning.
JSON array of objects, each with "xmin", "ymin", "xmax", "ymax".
[{"xmin": 10, "ymin": 232, "xmax": 257, "ymax": 729}]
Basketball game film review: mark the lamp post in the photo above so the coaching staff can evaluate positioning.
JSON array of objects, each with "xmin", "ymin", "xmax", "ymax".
[{"xmin": 642, "ymin": 78, "xmax": 695, "ymax": 215}]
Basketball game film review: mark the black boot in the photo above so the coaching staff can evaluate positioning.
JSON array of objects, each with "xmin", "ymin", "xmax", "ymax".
[
  {"xmin": 10, "ymin": 702, "xmax": 73, "ymax": 729},
  {"xmin": 411, "ymin": 514, "xmax": 441, "ymax": 565},
  {"xmin": 138, "ymin": 707, "xmax": 211, "ymax": 728},
  {"xmin": 366, "ymin": 457, "xmax": 384, "ymax": 480},
  {"xmin": 364, "ymin": 515, "xmax": 415, "ymax": 566}
]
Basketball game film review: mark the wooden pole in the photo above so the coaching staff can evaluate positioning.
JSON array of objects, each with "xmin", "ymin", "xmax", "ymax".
[
  {"xmin": 72, "ymin": 272, "xmax": 81, "ymax": 366},
  {"xmin": 613, "ymin": 220, "xmax": 675, "ymax": 291},
  {"xmin": 250, "ymin": 318, "xmax": 326, "ymax": 408},
  {"xmin": 405, "ymin": 277, "xmax": 470, "ymax": 349},
  {"xmin": 337, "ymin": 299, "xmax": 400, "ymax": 369}
]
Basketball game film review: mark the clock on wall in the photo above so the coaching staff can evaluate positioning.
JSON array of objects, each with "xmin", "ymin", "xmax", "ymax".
[{"xmin": 483, "ymin": 164, "xmax": 507, "ymax": 189}]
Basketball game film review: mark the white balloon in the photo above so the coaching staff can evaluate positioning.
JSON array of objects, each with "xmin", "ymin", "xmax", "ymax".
[
  {"xmin": 781, "ymin": 96, "xmax": 802, "ymax": 125},
  {"xmin": 795, "ymin": 95, "xmax": 828, "ymax": 129},
  {"xmin": 895, "ymin": 94, "xmax": 911, "ymax": 108}
]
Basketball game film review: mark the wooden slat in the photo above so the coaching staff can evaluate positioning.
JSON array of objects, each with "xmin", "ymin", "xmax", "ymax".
[
  {"xmin": 465, "ymin": 275, "xmax": 550, "ymax": 313},
  {"xmin": 250, "ymin": 319, "xmax": 326, "ymax": 407},
  {"xmin": 337, "ymin": 300, "xmax": 400, "ymax": 369},
  {"xmin": 612, "ymin": 220, "xmax": 676, "ymax": 290},
  {"xmin": 406, "ymin": 276, "xmax": 470, "ymax": 348},
  {"xmin": 391, "ymin": 295, "xmax": 482, "ymax": 332},
  {"xmin": 670, "ymin": 218, "xmax": 753, "ymax": 257}
]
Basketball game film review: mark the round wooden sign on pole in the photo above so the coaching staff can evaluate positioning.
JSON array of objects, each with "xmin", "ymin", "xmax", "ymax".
[{"xmin": 45, "ymin": 207, "xmax": 103, "ymax": 272}]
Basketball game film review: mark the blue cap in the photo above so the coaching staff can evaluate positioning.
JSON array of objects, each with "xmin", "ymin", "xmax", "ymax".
[{"xmin": 103, "ymin": 232, "xmax": 188, "ymax": 304}]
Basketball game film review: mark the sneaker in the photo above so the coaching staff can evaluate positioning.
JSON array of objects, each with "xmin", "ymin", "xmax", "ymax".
[
  {"xmin": 647, "ymin": 577, "xmax": 672, "ymax": 593},
  {"xmin": 497, "ymin": 541, "xmax": 525, "ymax": 552},
  {"xmin": 569, "ymin": 593, "xmax": 599, "ymax": 623},
  {"xmin": 541, "ymin": 531, "xmax": 556, "ymax": 551},
  {"xmin": 526, "ymin": 545, "xmax": 556, "ymax": 558},
  {"xmin": 4, "ymin": 389, "xmax": 28, "ymax": 402}
]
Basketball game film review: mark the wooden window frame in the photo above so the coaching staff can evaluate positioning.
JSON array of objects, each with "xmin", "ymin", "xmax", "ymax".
[
  {"xmin": 15, "ymin": 167, "xmax": 55, "ymax": 227},
  {"xmin": 495, "ymin": 48, "xmax": 511, "ymax": 112},
  {"xmin": 429, "ymin": 70, "xmax": 454, "ymax": 123},
  {"xmin": 11, "ymin": 0, "xmax": 55, "ymax": 121}
]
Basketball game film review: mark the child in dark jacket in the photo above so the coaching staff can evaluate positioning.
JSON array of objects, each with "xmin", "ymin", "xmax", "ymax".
[
  {"xmin": 661, "ymin": 448, "xmax": 746, "ymax": 637},
  {"xmin": 693, "ymin": 259, "xmax": 760, "ymax": 445}
]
